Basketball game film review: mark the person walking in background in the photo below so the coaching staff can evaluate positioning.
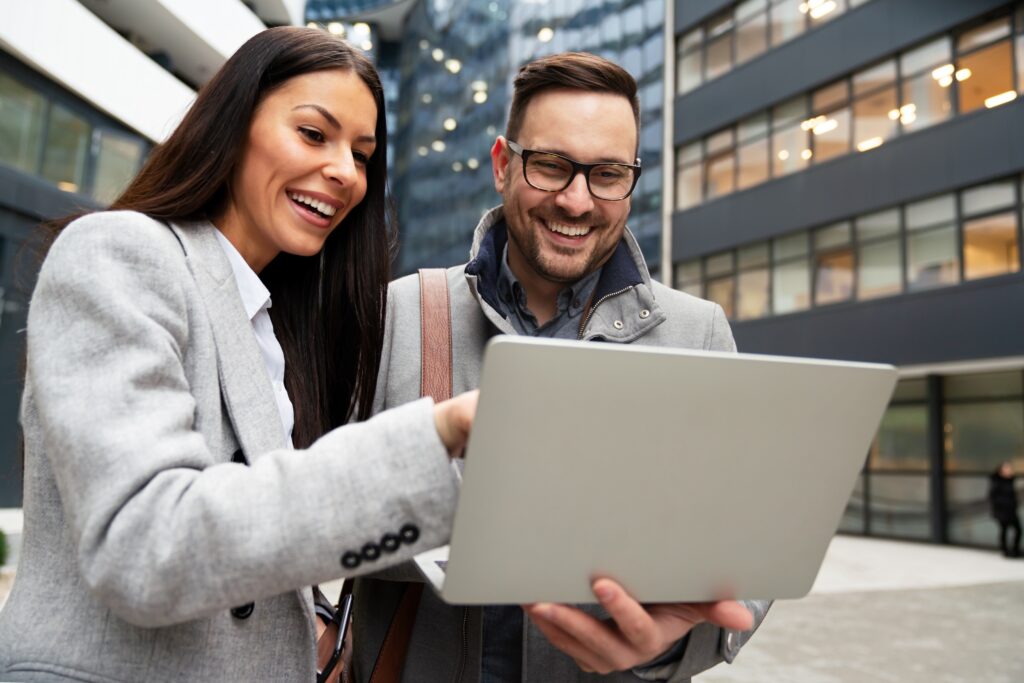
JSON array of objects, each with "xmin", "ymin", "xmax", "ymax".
[
  {"xmin": 989, "ymin": 461, "xmax": 1021, "ymax": 558},
  {"xmin": 0, "ymin": 27, "xmax": 476, "ymax": 682}
]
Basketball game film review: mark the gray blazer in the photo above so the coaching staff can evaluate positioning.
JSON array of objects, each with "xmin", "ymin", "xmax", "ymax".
[{"xmin": 0, "ymin": 212, "xmax": 460, "ymax": 682}]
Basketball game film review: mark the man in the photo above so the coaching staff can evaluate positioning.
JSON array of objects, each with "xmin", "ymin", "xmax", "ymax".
[{"xmin": 353, "ymin": 52, "xmax": 769, "ymax": 682}]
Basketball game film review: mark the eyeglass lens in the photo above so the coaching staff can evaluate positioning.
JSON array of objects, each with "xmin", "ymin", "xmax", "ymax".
[{"xmin": 524, "ymin": 153, "xmax": 635, "ymax": 200}]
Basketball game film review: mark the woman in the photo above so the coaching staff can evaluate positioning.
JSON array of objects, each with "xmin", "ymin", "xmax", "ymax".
[
  {"xmin": 0, "ymin": 27, "xmax": 474, "ymax": 681},
  {"xmin": 989, "ymin": 461, "xmax": 1021, "ymax": 558}
]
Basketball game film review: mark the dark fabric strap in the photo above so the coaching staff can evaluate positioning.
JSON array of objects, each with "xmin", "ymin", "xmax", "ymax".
[{"xmin": 366, "ymin": 268, "xmax": 452, "ymax": 683}]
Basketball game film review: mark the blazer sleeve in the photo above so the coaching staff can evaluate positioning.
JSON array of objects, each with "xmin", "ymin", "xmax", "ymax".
[{"xmin": 25, "ymin": 214, "xmax": 459, "ymax": 627}]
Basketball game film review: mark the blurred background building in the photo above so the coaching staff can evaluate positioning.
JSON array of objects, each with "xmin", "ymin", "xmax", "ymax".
[
  {"xmin": 670, "ymin": 0, "xmax": 1024, "ymax": 547},
  {"xmin": 0, "ymin": 0, "xmax": 1022, "ymax": 555}
]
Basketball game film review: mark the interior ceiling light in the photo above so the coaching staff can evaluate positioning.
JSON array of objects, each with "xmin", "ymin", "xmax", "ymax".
[
  {"xmin": 931, "ymin": 64, "xmax": 954, "ymax": 81},
  {"xmin": 812, "ymin": 118, "xmax": 838, "ymax": 136},
  {"xmin": 777, "ymin": 150, "xmax": 790, "ymax": 161},
  {"xmin": 856, "ymin": 137, "xmax": 883, "ymax": 152},
  {"xmin": 467, "ymin": 158, "xmax": 479, "ymax": 169},
  {"xmin": 887, "ymin": 109, "xmax": 900, "ymax": 120},
  {"xmin": 452, "ymin": 161, "xmax": 464, "ymax": 172},
  {"xmin": 445, "ymin": 59, "xmax": 463, "ymax": 73},
  {"xmin": 955, "ymin": 68, "xmax": 972, "ymax": 82},
  {"xmin": 800, "ymin": 115, "xmax": 826, "ymax": 132},
  {"xmin": 443, "ymin": 117, "xmax": 458, "ymax": 131},
  {"xmin": 538, "ymin": 27, "xmax": 554, "ymax": 42},
  {"xmin": 985, "ymin": 91, "xmax": 1017, "ymax": 108},
  {"xmin": 327, "ymin": 21, "xmax": 345, "ymax": 35},
  {"xmin": 361, "ymin": 41, "xmax": 373, "ymax": 51},
  {"xmin": 432, "ymin": 48, "xmax": 445, "ymax": 62},
  {"xmin": 800, "ymin": 149, "xmax": 813, "ymax": 160},
  {"xmin": 419, "ymin": 40, "xmax": 430, "ymax": 50},
  {"xmin": 306, "ymin": 21, "xmax": 318, "ymax": 28},
  {"xmin": 417, "ymin": 146, "xmax": 429, "ymax": 156},
  {"xmin": 422, "ymin": 93, "xmax": 433, "ymax": 104},
  {"xmin": 473, "ymin": 91, "xmax": 488, "ymax": 104},
  {"xmin": 432, "ymin": 140, "xmax": 446, "ymax": 152},
  {"xmin": 471, "ymin": 80, "xmax": 488, "ymax": 91},
  {"xmin": 353, "ymin": 22, "xmax": 370, "ymax": 34}
]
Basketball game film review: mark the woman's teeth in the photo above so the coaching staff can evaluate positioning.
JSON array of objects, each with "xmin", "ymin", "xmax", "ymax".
[
  {"xmin": 288, "ymin": 192, "xmax": 337, "ymax": 217},
  {"xmin": 546, "ymin": 221, "xmax": 591, "ymax": 237}
]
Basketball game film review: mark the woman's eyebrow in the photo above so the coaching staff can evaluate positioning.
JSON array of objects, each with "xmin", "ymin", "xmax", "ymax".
[{"xmin": 292, "ymin": 104, "xmax": 376, "ymax": 144}]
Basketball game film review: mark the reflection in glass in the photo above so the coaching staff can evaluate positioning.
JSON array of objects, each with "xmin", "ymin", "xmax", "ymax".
[
  {"xmin": 706, "ymin": 32, "xmax": 734, "ymax": 80},
  {"xmin": 853, "ymin": 86, "xmax": 897, "ymax": 152},
  {"xmin": 772, "ymin": 123, "xmax": 809, "ymax": 176},
  {"xmin": 675, "ymin": 259, "xmax": 702, "ymax": 297},
  {"xmin": 958, "ymin": 40, "xmax": 1015, "ymax": 113},
  {"xmin": 770, "ymin": 0, "xmax": 806, "ymax": 46},
  {"xmin": 963, "ymin": 211, "xmax": 1020, "ymax": 280},
  {"xmin": 678, "ymin": 48, "xmax": 703, "ymax": 94},
  {"xmin": 907, "ymin": 225, "xmax": 959, "ymax": 291},
  {"xmin": 41, "ymin": 104, "xmax": 90, "ymax": 193},
  {"xmin": 853, "ymin": 59, "xmax": 897, "ymax": 97},
  {"xmin": 808, "ymin": 0, "xmax": 845, "ymax": 26},
  {"xmin": 900, "ymin": 37, "xmax": 952, "ymax": 76},
  {"xmin": 839, "ymin": 475, "xmax": 866, "ymax": 534},
  {"xmin": 706, "ymin": 275, "xmax": 735, "ymax": 318},
  {"xmin": 810, "ymin": 107, "xmax": 850, "ymax": 162},
  {"xmin": 737, "ymin": 138, "xmax": 769, "ymax": 189},
  {"xmin": 736, "ymin": 267, "xmax": 770, "ymax": 319},
  {"xmin": 900, "ymin": 70, "xmax": 952, "ymax": 132},
  {"xmin": 1017, "ymin": 36, "xmax": 1024, "ymax": 94},
  {"xmin": 93, "ymin": 133, "xmax": 144, "ymax": 205},
  {"xmin": 0, "ymin": 73, "xmax": 46, "ymax": 175},
  {"xmin": 947, "ymin": 475, "xmax": 1002, "ymax": 546},
  {"xmin": 736, "ymin": 11, "xmax": 768, "ymax": 65},
  {"xmin": 946, "ymin": 371, "xmax": 1024, "ymax": 400},
  {"xmin": 773, "ymin": 231, "xmax": 808, "ymax": 260},
  {"xmin": 705, "ymin": 152, "xmax": 735, "ymax": 199},
  {"xmin": 956, "ymin": 17, "xmax": 1011, "ymax": 54},
  {"xmin": 814, "ymin": 248, "xmax": 854, "ymax": 305},
  {"xmin": 738, "ymin": 241, "xmax": 770, "ymax": 268},
  {"xmin": 676, "ymin": 162, "xmax": 702, "ymax": 210},
  {"xmin": 813, "ymin": 80, "xmax": 849, "ymax": 112},
  {"xmin": 962, "ymin": 180, "xmax": 1015, "ymax": 215},
  {"xmin": 945, "ymin": 400, "xmax": 1024, "ymax": 472},
  {"xmin": 857, "ymin": 239, "xmax": 902, "ymax": 300},
  {"xmin": 856, "ymin": 208, "xmax": 900, "ymax": 239},
  {"xmin": 871, "ymin": 405, "xmax": 928, "ymax": 470},
  {"xmin": 705, "ymin": 251, "xmax": 734, "ymax": 276},
  {"xmin": 772, "ymin": 256, "xmax": 810, "ymax": 313},
  {"xmin": 869, "ymin": 474, "xmax": 931, "ymax": 540},
  {"xmin": 738, "ymin": 113, "xmax": 769, "ymax": 142},
  {"xmin": 906, "ymin": 194, "xmax": 955, "ymax": 229}
]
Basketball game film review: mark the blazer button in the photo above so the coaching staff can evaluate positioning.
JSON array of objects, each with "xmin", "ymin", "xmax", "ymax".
[
  {"xmin": 380, "ymin": 533, "xmax": 401, "ymax": 553},
  {"xmin": 230, "ymin": 602, "xmax": 254, "ymax": 619},
  {"xmin": 341, "ymin": 551, "xmax": 362, "ymax": 569},
  {"xmin": 361, "ymin": 542, "xmax": 382, "ymax": 561},
  {"xmin": 399, "ymin": 524, "xmax": 420, "ymax": 545}
]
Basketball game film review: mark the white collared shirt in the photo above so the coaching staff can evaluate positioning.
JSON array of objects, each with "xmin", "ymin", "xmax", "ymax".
[{"xmin": 213, "ymin": 230, "xmax": 295, "ymax": 447}]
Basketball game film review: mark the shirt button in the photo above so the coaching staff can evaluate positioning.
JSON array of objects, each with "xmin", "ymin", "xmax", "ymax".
[
  {"xmin": 399, "ymin": 524, "xmax": 420, "ymax": 544},
  {"xmin": 613, "ymin": 320, "xmax": 624, "ymax": 330},
  {"xmin": 340, "ymin": 551, "xmax": 362, "ymax": 569}
]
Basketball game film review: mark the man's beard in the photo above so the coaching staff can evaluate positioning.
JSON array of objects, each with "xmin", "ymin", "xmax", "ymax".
[{"xmin": 506, "ymin": 205, "xmax": 613, "ymax": 285}]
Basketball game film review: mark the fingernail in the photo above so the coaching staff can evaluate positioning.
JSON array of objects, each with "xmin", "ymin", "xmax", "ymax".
[{"xmin": 594, "ymin": 583, "xmax": 613, "ymax": 600}]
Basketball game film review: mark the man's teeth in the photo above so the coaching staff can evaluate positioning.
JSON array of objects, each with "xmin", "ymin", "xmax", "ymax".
[
  {"xmin": 546, "ymin": 222, "xmax": 591, "ymax": 237},
  {"xmin": 288, "ymin": 192, "xmax": 337, "ymax": 217}
]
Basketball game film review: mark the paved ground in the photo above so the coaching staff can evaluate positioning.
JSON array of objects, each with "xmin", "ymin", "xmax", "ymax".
[{"xmin": 701, "ymin": 536, "xmax": 1024, "ymax": 683}]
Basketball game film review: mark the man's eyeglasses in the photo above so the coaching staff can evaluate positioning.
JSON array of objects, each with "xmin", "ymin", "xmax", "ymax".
[{"xmin": 506, "ymin": 140, "xmax": 641, "ymax": 202}]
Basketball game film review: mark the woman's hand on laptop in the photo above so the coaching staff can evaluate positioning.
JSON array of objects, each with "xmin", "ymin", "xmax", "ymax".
[
  {"xmin": 433, "ymin": 390, "xmax": 479, "ymax": 458},
  {"xmin": 523, "ymin": 578, "xmax": 753, "ymax": 675}
]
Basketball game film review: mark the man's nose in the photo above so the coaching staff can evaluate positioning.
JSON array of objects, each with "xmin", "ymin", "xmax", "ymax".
[{"xmin": 554, "ymin": 172, "xmax": 595, "ymax": 216}]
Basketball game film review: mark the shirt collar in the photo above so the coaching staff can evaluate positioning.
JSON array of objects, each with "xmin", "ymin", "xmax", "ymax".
[{"xmin": 213, "ymin": 229, "xmax": 272, "ymax": 321}]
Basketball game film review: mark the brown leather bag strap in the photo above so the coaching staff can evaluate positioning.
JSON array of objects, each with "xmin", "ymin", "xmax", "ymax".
[{"xmin": 367, "ymin": 268, "xmax": 452, "ymax": 683}]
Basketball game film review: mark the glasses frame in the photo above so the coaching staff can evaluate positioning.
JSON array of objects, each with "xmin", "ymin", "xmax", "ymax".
[{"xmin": 506, "ymin": 140, "xmax": 642, "ymax": 201}]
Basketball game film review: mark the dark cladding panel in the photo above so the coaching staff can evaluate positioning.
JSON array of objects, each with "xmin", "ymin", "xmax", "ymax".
[
  {"xmin": 676, "ymin": 0, "xmax": 734, "ymax": 34},
  {"xmin": 675, "ymin": 0, "xmax": 1011, "ymax": 145},
  {"xmin": 731, "ymin": 275, "xmax": 1024, "ymax": 365},
  {"xmin": 672, "ymin": 98, "xmax": 1024, "ymax": 261}
]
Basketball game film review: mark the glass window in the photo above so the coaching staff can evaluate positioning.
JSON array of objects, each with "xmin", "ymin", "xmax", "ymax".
[
  {"xmin": 737, "ymin": 138, "xmax": 769, "ymax": 189},
  {"xmin": 705, "ymin": 152, "xmax": 736, "ymax": 199},
  {"xmin": 870, "ymin": 405, "xmax": 929, "ymax": 470},
  {"xmin": 853, "ymin": 60, "xmax": 897, "ymax": 97},
  {"xmin": 907, "ymin": 224, "xmax": 959, "ymax": 291},
  {"xmin": 957, "ymin": 17, "xmax": 1011, "ymax": 54},
  {"xmin": 945, "ymin": 400, "xmax": 1024, "ymax": 472},
  {"xmin": 815, "ymin": 248, "xmax": 854, "ymax": 305},
  {"xmin": 40, "ymin": 103, "xmax": 91, "ymax": 193},
  {"xmin": 808, "ymin": 0, "xmax": 845, "ymax": 27},
  {"xmin": 1017, "ymin": 35, "xmax": 1024, "ymax": 94},
  {"xmin": 738, "ymin": 112, "xmax": 769, "ymax": 142},
  {"xmin": 773, "ymin": 231, "xmax": 809, "ymax": 259},
  {"xmin": 772, "ymin": 96, "xmax": 807, "ymax": 129},
  {"xmin": 963, "ymin": 211, "xmax": 1020, "ymax": 280},
  {"xmin": 677, "ymin": 47, "xmax": 704, "ymax": 94},
  {"xmin": 963, "ymin": 180, "xmax": 1016, "ymax": 215},
  {"xmin": 815, "ymin": 221, "xmax": 851, "ymax": 249},
  {"xmin": 853, "ymin": 86, "xmax": 898, "ymax": 152},
  {"xmin": 92, "ymin": 132, "xmax": 143, "ymax": 205},
  {"xmin": 736, "ymin": 0, "xmax": 768, "ymax": 22},
  {"xmin": 705, "ymin": 250, "xmax": 734, "ymax": 276},
  {"xmin": 900, "ymin": 37, "xmax": 952, "ymax": 76},
  {"xmin": 906, "ymin": 194, "xmax": 956, "ymax": 229},
  {"xmin": 958, "ymin": 40, "xmax": 1015, "ymax": 114},
  {"xmin": 857, "ymin": 239, "xmax": 902, "ymax": 300},
  {"xmin": 706, "ymin": 128, "xmax": 735, "ymax": 155},
  {"xmin": 706, "ymin": 275, "xmax": 735, "ymax": 317},
  {"xmin": 772, "ymin": 123, "xmax": 810, "ymax": 176},
  {"xmin": 770, "ymin": 0, "xmax": 806, "ymax": 46},
  {"xmin": 900, "ymin": 70, "xmax": 952, "ymax": 132},
  {"xmin": 678, "ymin": 141, "xmax": 702, "ymax": 165},
  {"xmin": 680, "ymin": 27, "xmax": 704, "ymax": 52},
  {"xmin": 676, "ymin": 163, "xmax": 702, "ymax": 210},
  {"xmin": 736, "ymin": 267, "xmax": 770, "ymax": 319},
  {"xmin": 947, "ymin": 475, "xmax": 1002, "ymax": 546},
  {"xmin": 772, "ymin": 257, "xmax": 810, "ymax": 313},
  {"xmin": 738, "ymin": 241, "xmax": 770, "ymax": 268},
  {"xmin": 813, "ymin": 80, "xmax": 849, "ymax": 111},
  {"xmin": 675, "ymin": 259, "xmax": 702, "ymax": 297},
  {"xmin": 810, "ymin": 107, "xmax": 850, "ymax": 162},
  {"xmin": 706, "ymin": 31, "xmax": 734, "ymax": 80},
  {"xmin": 0, "ymin": 72, "xmax": 46, "ymax": 175},
  {"xmin": 736, "ymin": 11, "xmax": 769, "ymax": 65},
  {"xmin": 868, "ymin": 474, "xmax": 932, "ymax": 540},
  {"xmin": 857, "ymin": 208, "xmax": 901, "ymax": 240},
  {"xmin": 946, "ymin": 371, "xmax": 1024, "ymax": 400},
  {"xmin": 892, "ymin": 378, "xmax": 929, "ymax": 401}
]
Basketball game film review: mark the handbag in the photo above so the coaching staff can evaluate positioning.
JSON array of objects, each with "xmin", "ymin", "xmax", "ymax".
[{"xmin": 316, "ymin": 268, "xmax": 452, "ymax": 683}]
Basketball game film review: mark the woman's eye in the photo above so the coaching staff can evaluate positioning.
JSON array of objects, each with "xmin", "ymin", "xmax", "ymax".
[
  {"xmin": 299, "ymin": 127, "xmax": 325, "ymax": 143},
  {"xmin": 354, "ymin": 150, "xmax": 371, "ymax": 165}
]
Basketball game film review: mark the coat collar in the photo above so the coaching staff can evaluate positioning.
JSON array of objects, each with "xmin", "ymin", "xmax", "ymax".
[
  {"xmin": 463, "ymin": 206, "xmax": 666, "ymax": 341},
  {"xmin": 169, "ymin": 220, "xmax": 287, "ymax": 462}
]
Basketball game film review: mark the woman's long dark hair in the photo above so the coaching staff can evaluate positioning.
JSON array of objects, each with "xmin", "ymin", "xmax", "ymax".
[{"xmin": 51, "ymin": 27, "xmax": 395, "ymax": 445}]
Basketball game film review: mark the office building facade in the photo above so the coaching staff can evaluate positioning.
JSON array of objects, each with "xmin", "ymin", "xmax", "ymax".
[{"xmin": 670, "ymin": 0, "xmax": 1024, "ymax": 547}]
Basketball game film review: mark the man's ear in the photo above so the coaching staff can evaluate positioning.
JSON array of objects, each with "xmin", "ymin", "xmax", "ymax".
[{"xmin": 491, "ymin": 136, "xmax": 509, "ymax": 195}]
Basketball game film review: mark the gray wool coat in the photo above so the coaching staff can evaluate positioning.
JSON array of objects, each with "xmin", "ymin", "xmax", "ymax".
[
  {"xmin": 0, "ymin": 212, "xmax": 460, "ymax": 682},
  {"xmin": 353, "ymin": 206, "xmax": 769, "ymax": 683}
]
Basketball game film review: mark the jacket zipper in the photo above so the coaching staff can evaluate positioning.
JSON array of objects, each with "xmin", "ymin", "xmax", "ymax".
[
  {"xmin": 453, "ymin": 607, "xmax": 469, "ymax": 683},
  {"xmin": 576, "ymin": 286, "xmax": 633, "ymax": 340}
]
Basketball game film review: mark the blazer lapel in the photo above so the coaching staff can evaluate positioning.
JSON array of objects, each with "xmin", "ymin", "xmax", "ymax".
[{"xmin": 170, "ymin": 221, "xmax": 287, "ymax": 463}]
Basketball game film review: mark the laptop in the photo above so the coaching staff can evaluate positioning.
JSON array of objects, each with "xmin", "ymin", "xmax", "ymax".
[{"xmin": 414, "ymin": 336, "xmax": 897, "ymax": 604}]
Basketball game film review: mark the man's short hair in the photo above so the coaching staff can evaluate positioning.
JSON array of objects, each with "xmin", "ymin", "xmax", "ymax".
[{"xmin": 505, "ymin": 52, "xmax": 640, "ymax": 144}]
